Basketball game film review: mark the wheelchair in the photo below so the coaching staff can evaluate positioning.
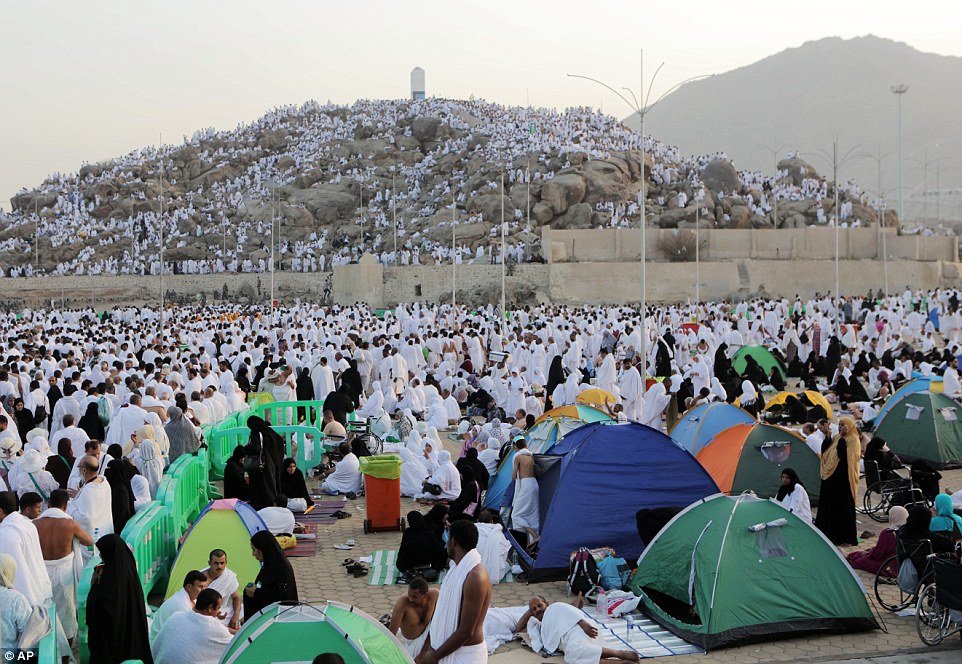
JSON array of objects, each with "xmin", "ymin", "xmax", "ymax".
[
  {"xmin": 916, "ymin": 556, "xmax": 962, "ymax": 646},
  {"xmin": 874, "ymin": 538, "xmax": 935, "ymax": 611},
  {"xmin": 859, "ymin": 460, "xmax": 925, "ymax": 522},
  {"xmin": 346, "ymin": 418, "xmax": 385, "ymax": 456}
]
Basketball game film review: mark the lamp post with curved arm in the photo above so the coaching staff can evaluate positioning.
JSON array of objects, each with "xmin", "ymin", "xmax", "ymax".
[
  {"xmin": 568, "ymin": 53, "xmax": 712, "ymax": 373},
  {"xmin": 804, "ymin": 139, "xmax": 865, "ymax": 336}
]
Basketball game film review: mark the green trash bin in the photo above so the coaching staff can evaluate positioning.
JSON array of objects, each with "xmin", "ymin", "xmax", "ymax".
[{"xmin": 359, "ymin": 455, "xmax": 403, "ymax": 533}]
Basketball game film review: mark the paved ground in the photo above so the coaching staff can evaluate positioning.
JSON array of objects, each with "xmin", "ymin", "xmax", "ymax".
[{"xmin": 290, "ymin": 437, "xmax": 962, "ymax": 663}]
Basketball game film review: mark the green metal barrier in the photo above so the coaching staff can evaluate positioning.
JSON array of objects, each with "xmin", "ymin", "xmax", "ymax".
[
  {"xmin": 37, "ymin": 603, "xmax": 58, "ymax": 663},
  {"xmin": 121, "ymin": 502, "xmax": 176, "ymax": 598},
  {"xmin": 76, "ymin": 554, "xmax": 100, "ymax": 664}
]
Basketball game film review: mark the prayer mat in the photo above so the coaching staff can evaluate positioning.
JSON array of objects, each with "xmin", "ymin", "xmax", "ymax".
[
  {"xmin": 285, "ymin": 539, "xmax": 318, "ymax": 558},
  {"xmin": 367, "ymin": 550, "xmax": 398, "ymax": 586},
  {"xmin": 581, "ymin": 609, "xmax": 704, "ymax": 658}
]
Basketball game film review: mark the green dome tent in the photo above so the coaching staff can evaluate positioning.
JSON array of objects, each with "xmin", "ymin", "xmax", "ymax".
[
  {"xmin": 873, "ymin": 391, "xmax": 962, "ymax": 468},
  {"xmin": 629, "ymin": 494, "xmax": 878, "ymax": 650},
  {"xmin": 731, "ymin": 346, "xmax": 787, "ymax": 382},
  {"xmin": 220, "ymin": 602, "xmax": 413, "ymax": 664}
]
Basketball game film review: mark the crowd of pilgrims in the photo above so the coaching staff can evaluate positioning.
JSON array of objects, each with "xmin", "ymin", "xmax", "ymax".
[
  {"xmin": 3, "ymin": 97, "xmax": 933, "ymax": 280},
  {"xmin": 3, "ymin": 287, "xmax": 962, "ymax": 660}
]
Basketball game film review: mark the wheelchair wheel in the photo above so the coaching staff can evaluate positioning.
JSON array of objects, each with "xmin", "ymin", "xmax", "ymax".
[
  {"xmin": 863, "ymin": 487, "xmax": 891, "ymax": 522},
  {"xmin": 916, "ymin": 583, "xmax": 948, "ymax": 646},
  {"xmin": 369, "ymin": 433, "xmax": 384, "ymax": 456},
  {"xmin": 875, "ymin": 556, "xmax": 914, "ymax": 611}
]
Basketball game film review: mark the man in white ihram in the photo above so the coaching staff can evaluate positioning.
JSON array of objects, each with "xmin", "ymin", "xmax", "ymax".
[
  {"xmin": 416, "ymin": 520, "xmax": 490, "ymax": 664},
  {"xmin": 510, "ymin": 436, "xmax": 539, "ymax": 548},
  {"xmin": 521, "ymin": 596, "xmax": 640, "ymax": 664}
]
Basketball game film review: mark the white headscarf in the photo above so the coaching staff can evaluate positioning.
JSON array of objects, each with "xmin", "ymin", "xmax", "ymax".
[
  {"xmin": 0, "ymin": 553, "xmax": 16, "ymax": 589},
  {"xmin": 640, "ymin": 383, "xmax": 670, "ymax": 430}
]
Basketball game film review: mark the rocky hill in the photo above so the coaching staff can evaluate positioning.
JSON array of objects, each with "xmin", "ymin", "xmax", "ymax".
[{"xmin": 0, "ymin": 97, "xmax": 894, "ymax": 277}]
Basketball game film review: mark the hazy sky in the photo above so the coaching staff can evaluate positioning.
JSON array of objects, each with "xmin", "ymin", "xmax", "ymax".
[{"xmin": 2, "ymin": 0, "xmax": 961, "ymax": 210}]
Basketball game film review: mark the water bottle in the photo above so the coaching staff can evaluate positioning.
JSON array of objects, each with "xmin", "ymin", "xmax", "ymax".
[{"xmin": 596, "ymin": 590, "xmax": 607, "ymax": 617}]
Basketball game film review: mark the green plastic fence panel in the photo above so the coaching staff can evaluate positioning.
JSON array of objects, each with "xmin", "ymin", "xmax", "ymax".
[
  {"xmin": 37, "ymin": 603, "xmax": 57, "ymax": 664},
  {"xmin": 209, "ymin": 410, "xmax": 255, "ymax": 478},
  {"xmin": 121, "ymin": 502, "xmax": 175, "ymax": 598},
  {"xmin": 160, "ymin": 452, "xmax": 208, "ymax": 537},
  {"xmin": 274, "ymin": 425, "xmax": 327, "ymax": 473},
  {"xmin": 208, "ymin": 426, "xmax": 251, "ymax": 478},
  {"xmin": 254, "ymin": 400, "xmax": 326, "ymax": 429},
  {"xmin": 77, "ymin": 554, "xmax": 101, "ymax": 664}
]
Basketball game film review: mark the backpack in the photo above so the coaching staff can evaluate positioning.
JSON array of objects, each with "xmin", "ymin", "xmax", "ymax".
[
  {"xmin": 567, "ymin": 547, "xmax": 602, "ymax": 597},
  {"xmin": 32, "ymin": 404, "xmax": 47, "ymax": 426},
  {"xmin": 596, "ymin": 554, "xmax": 631, "ymax": 591},
  {"xmin": 97, "ymin": 397, "xmax": 110, "ymax": 426}
]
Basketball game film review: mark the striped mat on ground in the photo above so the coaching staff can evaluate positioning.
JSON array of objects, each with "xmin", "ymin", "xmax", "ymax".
[
  {"xmin": 297, "ymin": 498, "xmax": 348, "ymax": 524},
  {"xmin": 580, "ymin": 608, "xmax": 703, "ymax": 658},
  {"xmin": 366, "ymin": 550, "xmax": 513, "ymax": 586},
  {"xmin": 285, "ymin": 526, "xmax": 318, "ymax": 558}
]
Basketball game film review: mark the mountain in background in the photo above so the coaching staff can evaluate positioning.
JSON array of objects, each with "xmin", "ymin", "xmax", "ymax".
[{"xmin": 627, "ymin": 35, "xmax": 962, "ymax": 224}]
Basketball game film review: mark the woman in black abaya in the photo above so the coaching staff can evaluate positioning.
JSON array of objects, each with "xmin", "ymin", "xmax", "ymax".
[
  {"xmin": 244, "ymin": 530, "xmax": 298, "ymax": 619},
  {"xmin": 340, "ymin": 359, "xmax": 364, "ymax": 409},
  {"xmin": 223, "ymin": 445, "xmax": 249, "ymax": 502},
  {"xmin": 279, "ymin": 457, "xmax": 314, "ymax": 509},
  {"xmin": 544, "ymin": 356, "xmax": 565, "ymax": 410},
  {"xmin": 104, "ymin": 458, "xmax": 136, "ymax": 534},
  {"xmin": 245, "ymin": 416, "xmax": 285, "ymax": 509},
  {"xmin": 813, "ymin": 416, "xmax": 861, "ymax": 546},
  {"xmin": 78, "ymin": 402, "xmax": 106, "ymax": 442},
  {"xmin": 86, "ymin": 534, "xmax": 153, "ymax": 663}
]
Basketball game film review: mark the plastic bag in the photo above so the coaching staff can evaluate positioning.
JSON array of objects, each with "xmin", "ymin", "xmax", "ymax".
[{"xmin": 897, "ymin": 558, "xmax": 919, "ymax": 593}]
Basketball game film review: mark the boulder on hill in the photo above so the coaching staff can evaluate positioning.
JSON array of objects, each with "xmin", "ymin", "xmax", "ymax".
[
  {"xmin": 467, "ymin": 194, "xmax": 514, "ymax": 223},
  {"xmin": 777, "ymin": 157, "xmax": 820, "ymax": 186},
  {"xmin": 701, "ymin": 159, "xmax": 741, "ymax": 196},
  {"xmin": 540, "ymin": 174, "xmax": 586, "ymax": 215}
]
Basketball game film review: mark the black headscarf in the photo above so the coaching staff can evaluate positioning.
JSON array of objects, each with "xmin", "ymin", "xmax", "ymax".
[
  {"xmin": 47, "ymin": 438, "xmax": 75, "ymax": 490},
  {"xmin": 236, "ymin": 365, "xmax": 252, "ymax": 394},
  {"xmin": 245, "ymin": 416, "xmax": 285, "ymax": 509},
  {"xmin": 424, "ymin": 504, "xmax": 449, "ymax": 545},
  {"xmin": 86, "ymin": 534, "xmax": 154, "ymax": 664},
  {"xmin": 223, "ymin": 445, "xmax": 249, "ymax": 502},
  {"xmin": 457, "ymin": 448, "xmax": 489, "ymax": 490},
  {"xmin": 340, "ymin": 359, "xmax": 363, "ymax": 408},
  {"xmin": 295, "ymin": 367, "xmax": 314, "ymax": 402},
  {"xmin": 322, "ymin": 388, "xmax": 351, "ymax": 426},
  {"xmin": 545, "ymin": 356, "xmax": 565, "ymax": 410},
  {"xmin": 45, "ymin": 382, "xmax": 63, "ymax": 428},
  {"xmin": 396, "ymin": 510, "xmax": 447, "ymax": 573},
  {"xmin": 79, "ymin": 401, "xmax": 106, "ymax": 441},
  {"xmin": 449, "ymin": 466, "xmax": 480, "ymax": 521},
  {"xmin": 713, "ymin": 343, "xmax": 732, "ymax": 378},
  {"xmin": 13, "ymin": 399, "xmax": 33, "ymax": 443},
  {"xmin": 244, "ymin": 530, "xmax": 298, "ymax": 619},
  {"xmin": 279, "ymin": 457, "xmax": 313, "ymax": 506},
  {"xmin": 104, "ymin": 458, "xmax": 135, "ymax": 534},
  {"xmin": 782, "ymin": 395, "xmax": 807, "ymax": 424},
  {"xmin": 775, "ymin": 467, "xmax": 802, "ymax": 502}
]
